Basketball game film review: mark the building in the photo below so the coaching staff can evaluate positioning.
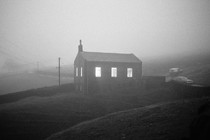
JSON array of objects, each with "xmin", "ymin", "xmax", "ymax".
[{"xmin": 74, "ymin": 40, "xmax": 142, "ymax": 94}]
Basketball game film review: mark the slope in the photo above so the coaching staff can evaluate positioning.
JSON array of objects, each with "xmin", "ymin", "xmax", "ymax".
[
  {"xmin": 0, "ymin": 82, "xmax": 209, "ymax": 140},
  {"xmin": 47, "ymin": 97, "xmax": 210, "ymax": 140}
]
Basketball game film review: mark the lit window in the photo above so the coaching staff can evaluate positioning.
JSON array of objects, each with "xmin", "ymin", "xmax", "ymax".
[
  {"xmin": 111, "ymin": 67, "xmax": 117, "ymax": 77},
  {"xmin": 76, "ymin": 67, "xmax": 78, "ymax": 77},
  {"xmin": 127, "ymin": 68, "xmax": 133, "ymax": 77},
  {"xmin": 81, "ymin": 67, "xmax": 83, "ymax": 77},
  {"xmin": 95, "ymin": 67, "xmax": 101, "ymax": 77}
]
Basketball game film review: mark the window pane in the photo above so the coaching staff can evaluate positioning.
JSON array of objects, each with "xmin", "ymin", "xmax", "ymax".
[
  {"xmin": 111, "ymin": 67, "xmax": 117, "ymax": 77},
  {"xmin": 76, "ymin": 67, "xmax": 78, "ymax": 76},
  {"xmin": 81, "ymin": 67, "xmax": 83, "ymax": 77},
  {"xmin": 95, "ymin": 67, "xmax": 101, "ymax": 77},
  {"xmin": 127, "ymin": 68, "xmax": 133, "ymax": 77}
]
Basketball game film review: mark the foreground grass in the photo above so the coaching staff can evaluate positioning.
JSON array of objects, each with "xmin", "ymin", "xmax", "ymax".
[
  {"xmin": 0, "ymin": 91, "xmax": 136, "ymax": 140},
  {"xmin": 47, "ymin": 97, "xmax": 210, "ymax": 140},
  {"xmin": 0, "ymin": 83, "xmax": 209, "ymax": 140}
]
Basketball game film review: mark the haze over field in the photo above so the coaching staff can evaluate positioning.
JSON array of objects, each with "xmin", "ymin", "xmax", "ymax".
[
  {"xmin": 0, "ymin": 0, "xmax": 210, "ymax": 68},
  {"xmin": 1, "ymin": 1, "xmax": 210, "ymax": 139},
  {"xmin": 0, "ymin": 0, "xmax": 210, "ymax": 94}
]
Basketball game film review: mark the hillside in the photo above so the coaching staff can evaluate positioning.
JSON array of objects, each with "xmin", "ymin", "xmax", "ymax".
[
  {"xmin": 0, "ymin": 84, "xmax": 166, "ymax": 140},
  {"xmin": 47, "ymin": 97, "xmax": 210, "ymax": 140},
  {"xmin": 0, "ymin": 83, "xmax": 209, "ymax": 140},
  {"xmin": 0, "ymin": 84, "xmax": 175, "ymax": 140},
  {"xmin": 0, "ymin": 89, "xmax": 135, "ymax": 140}
]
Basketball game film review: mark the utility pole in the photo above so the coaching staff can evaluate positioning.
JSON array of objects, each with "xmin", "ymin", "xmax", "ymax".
[
  {"xmin": 58, "ymin": 57, "xmax": 61, "ymax": 86},
  {"xmin": 37, "ymin": 61, "xmax": 39, "ymax": 72}
]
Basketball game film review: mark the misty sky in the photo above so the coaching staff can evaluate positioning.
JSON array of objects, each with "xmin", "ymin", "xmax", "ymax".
[{"xmin": 0, "ymin": 0, "xmax": 210, "ymax": 67}]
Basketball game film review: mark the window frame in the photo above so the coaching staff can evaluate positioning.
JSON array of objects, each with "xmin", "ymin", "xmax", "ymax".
[
  {"xmin": 81, "ymin": 67, "xmax": 83, "ymax": 77},
  {"xmin": 76, "ymin": 67, "xmax": 78, "ymax": 77},
  {"xmin": 111, "ymin": 67, "xmax": 117, "ymax": 77},
  {"xmin": 127, "ymin": 68, "xmax": 133, "ymax": 78},
  {"xmin": 95, "ymin": 67, "xmax": 101, "ymax": 77}
]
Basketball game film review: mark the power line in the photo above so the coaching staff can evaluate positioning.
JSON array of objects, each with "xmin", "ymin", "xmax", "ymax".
[
  {"xmin": 0, "ymin": 42, "xmax": 32, "ymax": 63},
  {"xmin": 0, "ymin": 40, "xmax": 36, "ymax": 63},
  {"xmin": 58, "ymin": 57, "xmax": 61, "ymax": 86},
  {"xmin": 0, "ymin": 47, "xmax": 28, "ymax": 64},
  {"xmin": 0, "ymin": 35, "xmax": 51, "ymax": 63}
]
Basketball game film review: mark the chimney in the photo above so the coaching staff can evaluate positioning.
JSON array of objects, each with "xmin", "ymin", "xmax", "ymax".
[{"xmin": 78, "ymin": 40, "xmax": 83, "ymax": 52}]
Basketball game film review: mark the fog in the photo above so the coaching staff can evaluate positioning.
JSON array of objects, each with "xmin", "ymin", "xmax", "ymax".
[{"xmin": 0, "ymin": 0, "xmax": 210, "ymax": 69}]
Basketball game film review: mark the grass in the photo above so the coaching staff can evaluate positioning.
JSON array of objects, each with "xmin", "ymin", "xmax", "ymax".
[
  {"xmin": 0, "ymin": 86, "xmax": 144, "ymax": 140},
  {"xmin": 0, "ymin": 83, "xmax": 209, "ymax": 140},
  {"xmin": 47, "ymin": 97, "xmax": 210, "ymax": 140}
]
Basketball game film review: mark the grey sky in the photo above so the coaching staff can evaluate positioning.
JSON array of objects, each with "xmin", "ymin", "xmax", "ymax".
[{"xmin": 0, "ymin": 0, "xmax": 210, "ymax": 67}]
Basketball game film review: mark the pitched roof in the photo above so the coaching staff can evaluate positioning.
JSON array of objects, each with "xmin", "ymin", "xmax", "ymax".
[{"xmin": 80, "ymin": 51, "xmax": 141, "ymax": 63}]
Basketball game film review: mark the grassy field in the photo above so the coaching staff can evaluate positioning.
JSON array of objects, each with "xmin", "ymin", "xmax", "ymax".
[
  {"xmin": 0, "ymin": 72, "xmax": 73, "ymax": 95},
  {"xmin": 47, "ymin": 97, "xmax": 210, "ymax": 140},
  {"xmin": 0, "ymin": 83, "xmax": 209, "ymax": 140}
]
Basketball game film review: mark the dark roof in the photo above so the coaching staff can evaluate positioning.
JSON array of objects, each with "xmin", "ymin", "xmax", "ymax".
[{"xmin": 80, "ymin": 51, "xmax": 141, "ymax": 63}]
